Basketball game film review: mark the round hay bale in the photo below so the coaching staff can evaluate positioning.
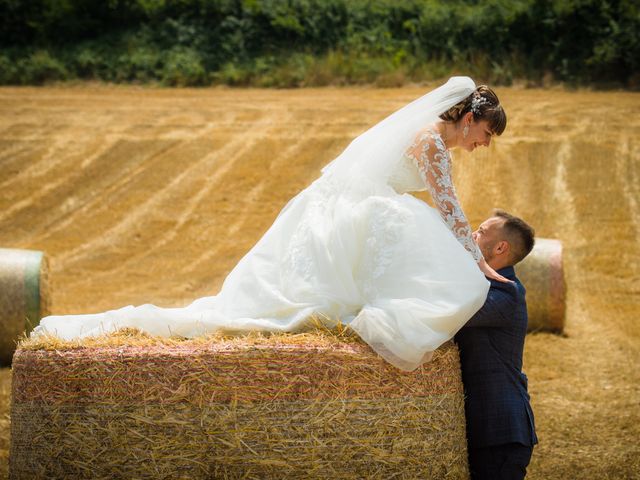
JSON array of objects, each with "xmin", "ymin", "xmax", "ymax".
[
  {"xmin": 10, "ymin": 330, "xmax": 471, "ymax": 479},
  {"xmin": 0, "ymin": 248, "xmax": 50, "ymax": 365},
  {"xmin": 516, "ymin": 238, "xmax": 566, "ymax": 332}
]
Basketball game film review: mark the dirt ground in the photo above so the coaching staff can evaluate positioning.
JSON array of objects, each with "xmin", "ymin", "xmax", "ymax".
[{"xmin": 0, "ymin": 85, "xmax": 639, "ymax": 479}]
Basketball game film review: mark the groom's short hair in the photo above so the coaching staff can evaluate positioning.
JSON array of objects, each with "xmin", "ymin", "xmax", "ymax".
[{"xmin": 492, "ymin": 209, "xmax": 535, "ymax": 265}]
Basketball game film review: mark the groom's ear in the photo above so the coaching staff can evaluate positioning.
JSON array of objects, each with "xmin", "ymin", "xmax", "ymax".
[{"xmin": 495, "ymin": 240, "xmax": 510, "ymax": 257}]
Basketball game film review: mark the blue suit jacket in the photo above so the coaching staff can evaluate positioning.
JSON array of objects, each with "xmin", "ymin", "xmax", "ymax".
[{"xmin": 454, "ymin": 266, "xmax": 538, "ymax": 449}]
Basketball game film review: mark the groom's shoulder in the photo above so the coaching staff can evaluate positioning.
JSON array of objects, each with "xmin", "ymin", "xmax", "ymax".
[
  {"xmin": 509, "ymin": 269, "xmax": 526, "ymax": 300},
  {"xmin": 488, "ymin": 267, "xmax": 524, "ymax": 303}
]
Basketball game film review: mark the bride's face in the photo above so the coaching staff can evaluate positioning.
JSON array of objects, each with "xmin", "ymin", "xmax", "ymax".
[{"xmin": 461, "ymin": 118, "xmax": 494, "ymax": 152}]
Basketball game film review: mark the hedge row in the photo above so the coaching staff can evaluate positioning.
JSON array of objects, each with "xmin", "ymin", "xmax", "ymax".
[{"xmin": 0, "ymin": 0, "xmax": 638, "ymax": 87}]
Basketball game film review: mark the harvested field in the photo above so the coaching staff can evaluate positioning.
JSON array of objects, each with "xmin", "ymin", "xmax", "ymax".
[{"xmin": 1, "ymin": 84, "xmax": 639, "ymax": 479}]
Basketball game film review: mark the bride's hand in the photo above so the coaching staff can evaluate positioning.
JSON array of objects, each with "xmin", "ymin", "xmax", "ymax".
[{"xmin": 478, "ymin": 258, "xmax": 513, "ymax": 283}]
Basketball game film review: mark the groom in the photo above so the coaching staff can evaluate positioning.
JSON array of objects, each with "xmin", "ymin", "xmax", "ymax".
[{"xmin": 455, "ymin": 209, "xmax": 538, "ymax": 480}]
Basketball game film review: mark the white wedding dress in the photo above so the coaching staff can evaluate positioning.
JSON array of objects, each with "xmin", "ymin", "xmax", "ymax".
[{"xmin": 33, "ymin": 77, "xmax": 490, "ymax": 371}]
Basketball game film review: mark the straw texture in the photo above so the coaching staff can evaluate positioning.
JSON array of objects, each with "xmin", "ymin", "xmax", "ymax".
[
  {"xmin": 0, "ymin": 248, "xmax": 50, "ymax": 365},
  {"xmin": 516, "ymin": 238, "xmax": 566, "ymax": 332},
  {"xmin": 11, "ymin": 328, "xmax": 470, "ymax": 479}
]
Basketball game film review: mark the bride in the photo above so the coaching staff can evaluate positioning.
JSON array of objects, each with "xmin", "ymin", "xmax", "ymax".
[{"xmin": 33, "ymin": 76, "xmax": 508, "ymax": 371}]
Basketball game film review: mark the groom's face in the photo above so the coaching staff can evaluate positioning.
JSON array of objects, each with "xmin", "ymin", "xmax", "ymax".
[{"xmin": 472, "ymin": 217, "xmax": 506, "ymax": 261}]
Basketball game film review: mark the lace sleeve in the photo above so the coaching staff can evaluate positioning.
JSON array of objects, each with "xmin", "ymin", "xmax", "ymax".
[{"xmin": 404, "ymin": 129, "xmax": 484, "ymax": 262}]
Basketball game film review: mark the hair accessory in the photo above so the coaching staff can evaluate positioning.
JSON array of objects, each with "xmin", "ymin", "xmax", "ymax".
[{"xmin": 471, "ymin": 94, "xmax": 489, "ymax": 115}]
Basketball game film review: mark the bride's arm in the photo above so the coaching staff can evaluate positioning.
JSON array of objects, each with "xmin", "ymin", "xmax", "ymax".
[
  {"xmin": 405, "ymin": 130, "xmax": 513, "ymax": 284},
  {"xmin": 404, "ymin": 129, "xmax": 483, "ymax": 262}
]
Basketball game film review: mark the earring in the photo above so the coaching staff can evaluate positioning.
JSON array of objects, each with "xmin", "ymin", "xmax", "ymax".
[{"xmin": 463, "ymin": 125, "xmax": 469, "ymax": 139}]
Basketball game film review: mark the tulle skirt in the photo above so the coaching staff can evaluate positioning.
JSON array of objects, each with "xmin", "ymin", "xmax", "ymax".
[{"xmin": 33, "ymin": 175, "xmax": 489, "ymax": 371}]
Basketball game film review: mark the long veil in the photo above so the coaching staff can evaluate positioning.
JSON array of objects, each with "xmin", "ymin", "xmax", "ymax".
[{"xmin": 320, "ymin": 76, "xmax": 475, "ymax": 182}]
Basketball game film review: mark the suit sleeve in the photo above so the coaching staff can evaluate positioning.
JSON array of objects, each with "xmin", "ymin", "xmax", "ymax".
[{"xmin": 463, "ymin": 281, "xmax": 519, "ymax": 328}]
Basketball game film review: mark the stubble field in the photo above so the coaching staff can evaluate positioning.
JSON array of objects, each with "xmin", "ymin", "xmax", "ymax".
[{"xmin": 0, "ymin": 84, "xmax": 639, "ymax": 479}]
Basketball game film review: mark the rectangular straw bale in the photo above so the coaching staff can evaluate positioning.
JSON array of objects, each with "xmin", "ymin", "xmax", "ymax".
[{"xmin": 10, "ymin": 329, "xmax": 470, "ymax": 479}]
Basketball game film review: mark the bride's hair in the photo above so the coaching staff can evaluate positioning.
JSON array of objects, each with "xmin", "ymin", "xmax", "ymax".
[{"xmin": 439, "ymin": 85, "xmax": 506, "ymax": 135}]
